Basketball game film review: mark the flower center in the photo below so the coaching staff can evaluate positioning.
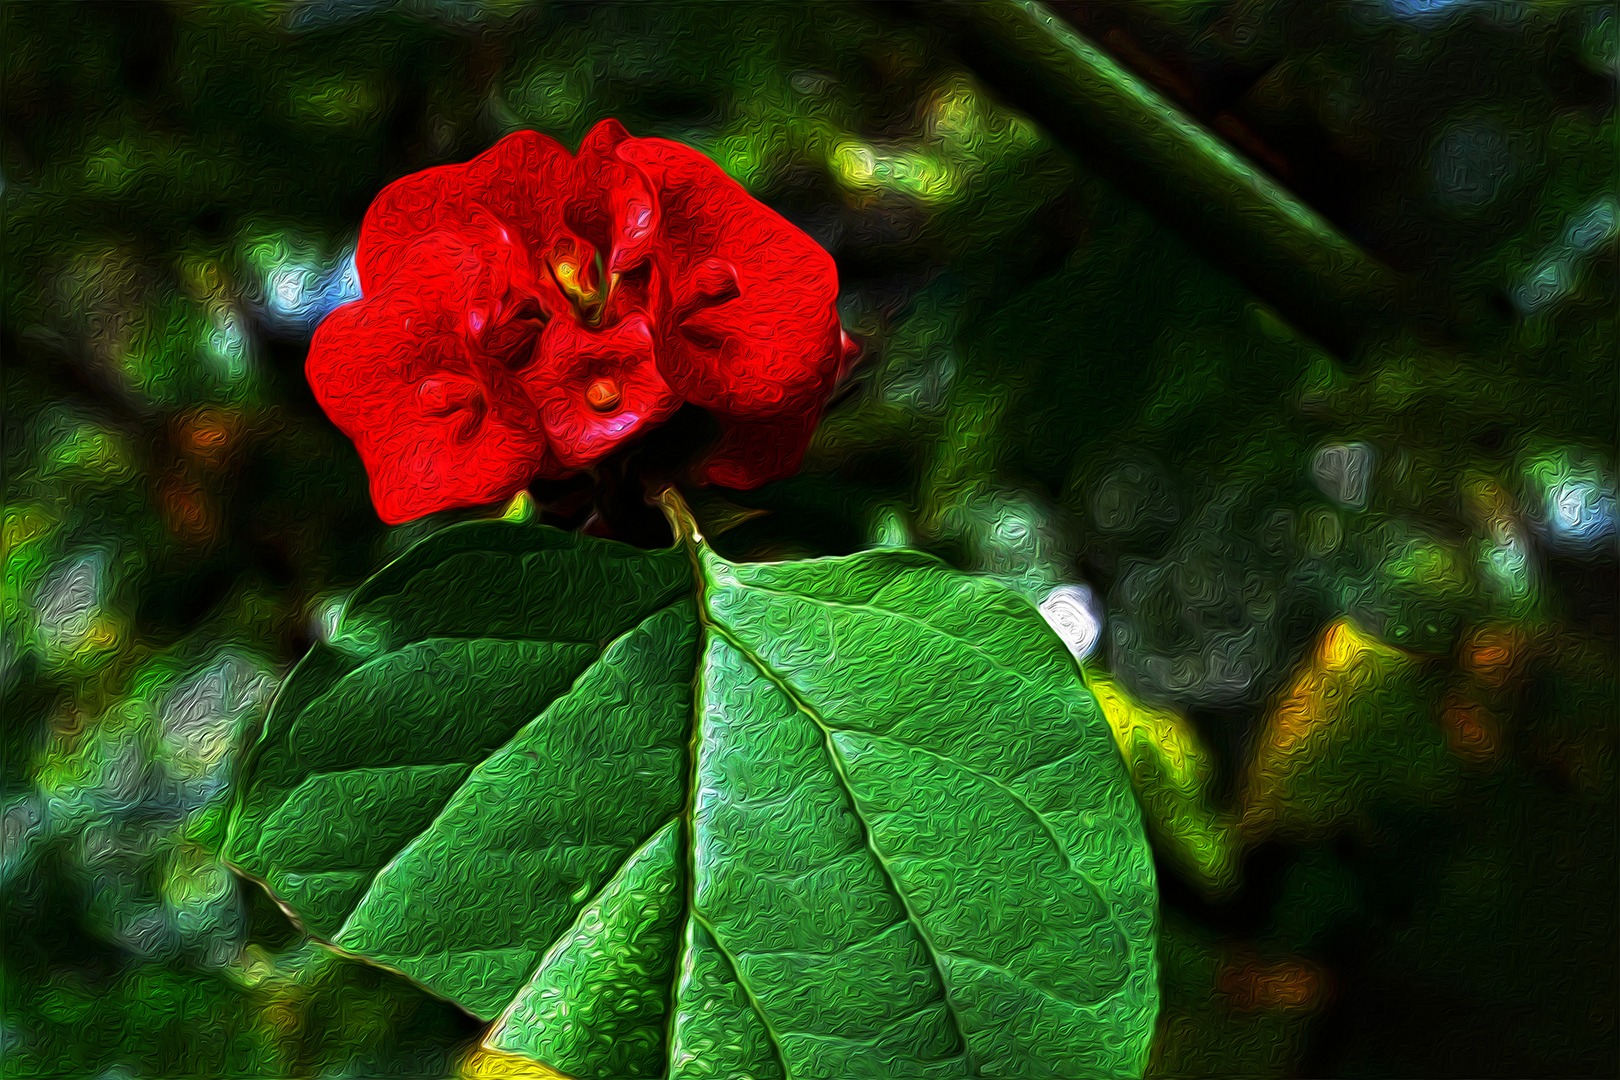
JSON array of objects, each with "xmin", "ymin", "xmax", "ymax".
[
  {"xmin": 551, "ymin": 249, "xmax": 615, "ymax": 327},
  {"xmin": 586, "ymin": 377, "xmax": 622, "ymax": 413}
]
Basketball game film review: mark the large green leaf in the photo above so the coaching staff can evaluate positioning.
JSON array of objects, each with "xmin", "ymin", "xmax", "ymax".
[{"xmin": 226, "ymin": 517, "xmax": 1158, "ymax": 1078}]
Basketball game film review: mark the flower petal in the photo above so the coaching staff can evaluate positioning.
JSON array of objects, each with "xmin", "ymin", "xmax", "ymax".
[
  {"xmin": 616, "ymin": 136, "xmax": 844, "ymax": 418},
  {"xmin": 356, "ymin": 130, "xmax": 573, "ymax": 295},
  {"xmin": 307, "ymin": 290, "xmax": 552, "ymax": 524},
  {"xmin": 567, "ymin": 120, "xmax": 661, "ymax": 278},
  {"xmin": 524, "ymin": 313, "xmax": 679, "ymax": 471}
]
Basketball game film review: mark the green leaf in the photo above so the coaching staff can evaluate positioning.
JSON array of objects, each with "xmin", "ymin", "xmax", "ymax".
[{"xmin": 226, "ymin": 517, "xmax": 1158, "ymax": 1079}]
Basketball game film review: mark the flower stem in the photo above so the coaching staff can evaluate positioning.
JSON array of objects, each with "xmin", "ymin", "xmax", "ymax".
[{"xmin": 655, "ymin": 486, "xmax": 705, "ymax": 549}]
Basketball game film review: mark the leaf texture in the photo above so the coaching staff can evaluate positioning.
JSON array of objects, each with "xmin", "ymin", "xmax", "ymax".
[{"xmin": 226, "ymin": 519, "xmax": 1157, "ymax": 1078}]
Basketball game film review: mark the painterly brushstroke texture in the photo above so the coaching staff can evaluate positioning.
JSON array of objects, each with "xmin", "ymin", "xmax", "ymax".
[
  {"xmin": 225, "ymin": 517, "xmax": 1158, "ymax": 1078},
  {"xmin": 6, "ymin": 1, "xmax": 1615, "ymax": 1076},
  {"xmin": 309, "ymin": 121, "xmax": 854, "ymax": 523}
]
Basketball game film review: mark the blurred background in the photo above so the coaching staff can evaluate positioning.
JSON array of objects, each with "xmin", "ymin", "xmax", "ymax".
[{"xmin": 2, "ymin": 1, "xmax": 1614, "ymax": 1076}]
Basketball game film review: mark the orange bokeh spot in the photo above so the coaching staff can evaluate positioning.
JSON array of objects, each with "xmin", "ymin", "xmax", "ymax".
[{"xmin": 1219, "ymin": 958, "xmax": 1325, "ymax": 1012}]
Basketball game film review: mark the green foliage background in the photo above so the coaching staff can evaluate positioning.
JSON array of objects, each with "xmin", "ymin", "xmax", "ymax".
[{"xmin": 3, "ymin": 1, "xmax": 1615, "ymax": 1077}]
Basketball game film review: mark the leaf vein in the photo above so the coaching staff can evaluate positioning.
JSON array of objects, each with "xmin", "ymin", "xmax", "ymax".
[
  {"xmin": 774, "ymin": 991, "xmax": 944, "ymax": 1048},
  {"xmin": 939, "ymin": 951, "xmax": 1120, "ymax": 1017},
  {"xmin": 732, "ymin": 917, "xmax": 908, "ymax": 962},
  {"xmin": 731, "ymin": 579, "xmax": 1061, "ymax": 704},
  {"xmin": 690, "ymin": 910, "xmax": 796, "ymax": 1080},
  {"xmin": 330, "ymin": 595, "xmax": 688, "ymax": 942},
  {"xmin": 840, "ymin": 731, "xmax": 1073, "ymax": 872},
  {"xmin": 1005, "ymin": 745, "xmax": 1093, "ymax": 786},
  {"xmin": 746, "ymin": 846, "xmax": 869, "ymax": 888},
  {"xmin": 706, "ymin": 617, "xmax": 977, "ymax": 1077}
]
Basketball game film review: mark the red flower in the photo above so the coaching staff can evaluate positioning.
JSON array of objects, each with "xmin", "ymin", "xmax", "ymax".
[{"xmin": 307, "ymin": 120, "xmax": 854, "ymax": 524}]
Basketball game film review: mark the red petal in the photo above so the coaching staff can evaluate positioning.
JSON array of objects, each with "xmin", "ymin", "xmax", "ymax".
[
  {"xmin": 578, "ymin": 118, "xmax": 631, "ymax": 155},
  {"xmin": 307, "ymin": 290, "xmax": 552, "ymax": 524},
  {"xmin": 672, "ymin": 257, "xmax": 741, "ymax": 320},
  {"xmin": 838, "ymin": 329, "xmax": 861, "ymax": 380},
  {"xmin": 375, "ymin": 227, "xmax": 553, "ymax": 381},
  {"xmin": 567, "ymin": 121, "xmax": 660, "ymax": 277},
  {"xmin": 616, "ymin": 137, "xmax": 844, "ymax": 419},
  {"xmin": 356, "ymin": 130, "xmax": 572, "ymax": 295},
  {"xmin": 523, "ymin": 312, "xmax": 680, "ymax": 470}
]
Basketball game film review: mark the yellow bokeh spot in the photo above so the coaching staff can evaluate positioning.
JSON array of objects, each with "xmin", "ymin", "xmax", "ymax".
[{"xmin": 1085, "ymin": 666, "xmax": 1239, "ymax": 896}]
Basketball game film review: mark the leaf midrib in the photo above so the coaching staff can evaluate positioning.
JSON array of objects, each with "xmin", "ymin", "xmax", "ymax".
[{"xmin": 713, "ymin": 571, "xmax": 1145, "ymax": 1007}]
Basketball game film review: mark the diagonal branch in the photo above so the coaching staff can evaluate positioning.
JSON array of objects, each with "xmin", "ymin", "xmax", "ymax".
[{"xmin": 895, "ymin": 0, "xmax": 1474, "ymax": 361}]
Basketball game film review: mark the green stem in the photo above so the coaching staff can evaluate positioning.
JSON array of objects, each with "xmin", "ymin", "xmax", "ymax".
[{"xmin": 655, "ymin": 486, "xmax": 705, "ymax": 550}]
